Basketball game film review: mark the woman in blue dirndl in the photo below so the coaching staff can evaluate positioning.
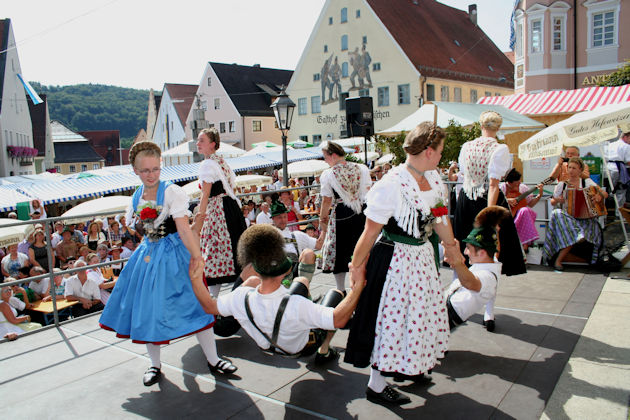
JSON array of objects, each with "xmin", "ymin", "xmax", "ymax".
[{"xmin": 99, "ymin": 141, "xmax": 237, "ymax": 387}]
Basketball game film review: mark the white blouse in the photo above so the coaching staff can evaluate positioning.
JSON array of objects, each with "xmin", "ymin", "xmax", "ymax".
[
  {"xmin": 125, "ymin": 184, "xmax": 189, "ymax": 228},
  {"xmin": 458, "ymin": 143, "xmax": 511, "ymax": 181}
]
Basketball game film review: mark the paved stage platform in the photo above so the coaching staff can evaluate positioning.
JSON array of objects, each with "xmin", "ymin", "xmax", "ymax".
[{"xmin": 1, "ymin": 265, "xmax": 627, "ymax": 419}]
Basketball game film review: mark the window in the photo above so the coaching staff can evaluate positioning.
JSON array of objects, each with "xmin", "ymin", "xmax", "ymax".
[
  {"xmin": 81, "ymin": 164, "xmax": 87, "ymax": 172},
  {"xmin": 313, "ymin": 135, "xmax": 322, "ymax": 146},
  {"xmin": 470, "ymin": 89, "xmax": 478, "ymax": 103},
  {"xmin": 69, "ymin": 165, "xmax": 76, "ymax": 173},
  {"xmin": 55, "ymin": 166, "xmax": 61, "ymax": 173},
  {"xmin": 362, "ymin": 36, "xmax": 367, "ymax": 44},
  {"xmin": 214, "ymin": 98, "xmax": 220, "ymax": 109},
  {"xmin": 311, "ymin": 96, "xmax": 321, "ymax": 113},
  {"xmin": 220, "ymin": 122, "xmax": 226, "ymax": 133},
  {"xmin": 201, "ymin": 100, "xmax": 208, "ymax": 110},
  {"xmin": 440, "ymin": 86, "xmax": 449, "ymax": 101},
  {"xmin": 252, "ymin": 120, "xmax": 262, "ymax": 132},
  {"xmin": 342, "ymin": 62, "xmax": 349, "ymax": 77},
  {"xmin": 495, "ymin": 93, "xmax": 501, "ymax": 96},
  {"xmin": 372, "ymin": 62, "xmax": 381, "ymax": 71},
  {"xmin": 531, "ymin": 19, "xmax": 542, "ymax": 52},
  {"xmin": 397, "ymin": 84, "xmax": 410, "ymax": 105},
  {"xmin": 356, "ymin": 9, "xmax": 361, "ymax": 18},
  {"xmin": 339, "ymin": 92, "xmax": 349, "ymax": 110},
  {"xmin": 209, "ymin": 123, "xmax": 215, "ymax": 128},
  {"xmin": 329, "ymin": 17, "xmax": 333, "ymax": 25},
  {"xmin": 299, "ymin": 135, "xmax": 308, "ymax": 142},
  {"xmin": 207, "ymin": 77, "xmax": 211, "ymax": 86},
  {"xmin": 341, "ymin": 35, "xmax": 348, "ymax": 51},
  {"xmin": 324, "ymin": 45, "xmax": 328, "ymax": 53},
  {"xmin": 377, "ymin": 86, "xmax": 389, "ymax": 107},
  {"xmin": 229, "ymin": 121, "xmax": 235, "ymax": 132},
  {"xmin": 298, "ymin": 97, "xmax": 307, "ymax": 115},
  {"xmin": 426, "ymin": 84, "xmax": 435, "ymax": 101},
  {"xmin": 593, "ymin": 11, "xmax": 615, "ymax": 47},
  {"xmin": 516, "ymin": 23, "xmax": 523, "ymax": 57},
  {"xmin": 341, "ymin": 8, "xmax": 347, "ymax": 23},
  {"xmin": 485, "ymin": 91, "xmax": 492, "ymax": 97},
  {"xmin": 93, "ymin": 164, "xmax": 99, "ymax": 170},
  {"xmin": 359, "ymin": 88, "xmax": 369, "ymax": 97},
  {"xmin": 454, "ymin": 87, "xmax": 462, "ymax": 102},
  {"xmin": 313, "ymin": 73, "xmax": 321, "ymax": 81},
  {"xmin": 553, "ymin": 17, "xmax": 564, "ymax": 51}
]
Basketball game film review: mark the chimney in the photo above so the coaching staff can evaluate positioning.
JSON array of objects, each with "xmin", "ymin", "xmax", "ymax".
[
  {"xmin": 468, "ymin": 4, "xmax": 477, "ymax": 26},
  {"xmin": 253, "ymin": 64, "xmax": 261, "ymax": 68}
]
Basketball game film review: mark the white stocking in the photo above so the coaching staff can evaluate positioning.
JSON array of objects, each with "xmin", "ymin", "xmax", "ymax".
[
  {"xmin": 196, "ymin": 328, "xmax": 220, "ymax": 366},
  {"xmin": 334, "ymin": 272, "xmax": 346, "ymax": 291},
  {"xmin": 146, "ymin": 343, "xmax": 161, "ymax": 369},
  {"xmin": 368, "ymin": 368, "xmax": 387, "ymax": 392}
]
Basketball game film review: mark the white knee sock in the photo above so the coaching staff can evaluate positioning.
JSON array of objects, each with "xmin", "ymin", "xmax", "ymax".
[
  {"xmin": 484, "ymin": 296, "xmax": 496, "ymax": 321},
  {"xmin": 368, "ymin": 368, "xmax": 387, "ymax": 392},
  {"xmin": 334, "ymin": 272, "xmax": 346, "ymax": 291},
  {"xmin": 196, "ymin": 328, "xmax": 220, "ymax": 366},
  {"xmin": 146, "ymin": 343, "xmax": 161, "ymax": 369},
  {"xmin": 208, "ymin": 284, "xmax": 222, "ymax": 298}
]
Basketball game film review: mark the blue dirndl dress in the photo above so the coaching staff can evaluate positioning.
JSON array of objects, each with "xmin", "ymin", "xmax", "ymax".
[{"xmin": 99, "ymin": 181, "xmax": 215, "ymax": 344}]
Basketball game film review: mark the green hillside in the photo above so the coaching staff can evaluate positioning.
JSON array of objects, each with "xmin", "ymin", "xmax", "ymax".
[{"xmin": 30, "ymin": 82, "xmax": 152, "ymax": 146}]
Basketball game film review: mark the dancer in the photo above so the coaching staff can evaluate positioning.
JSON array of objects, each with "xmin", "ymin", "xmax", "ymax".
[
  {"xmin": 453, "ymin": 111, "xmax": 526, "ymax": 332},
  {"xmin": 193, "ymin": 128, "xmax": 247, "ymax": 298},
  {"xmin": 318, "ymin": 141, "xmax": 371, "ymax": 293},
  {"xmin": 345, "ymin": 122, "xmax": 458, "ymax": 405},
  {"xmin": 100, "ymin": 141, "xmax": 236, "ymax": 387}
]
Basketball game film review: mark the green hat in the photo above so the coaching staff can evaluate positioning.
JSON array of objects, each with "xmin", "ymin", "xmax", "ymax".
[
  {"xmin": 463, "ymin": 226, "xmax": 499, "ymax": 255},
  {"xmin": 252, "ymin": 256, "xmax": 293, "ymax": 277},
  {"xmin": 270, "ymin": 201, "xmax": 289, "ymax": 217},
  {"xmin": 62, "ymin": 226, "xmax": 73, "ymax": 234}
]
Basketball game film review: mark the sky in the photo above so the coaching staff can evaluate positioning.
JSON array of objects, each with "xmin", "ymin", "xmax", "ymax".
[{"xmin": 2, "ymin": 0, "xmax": 515, "ymax": 91}]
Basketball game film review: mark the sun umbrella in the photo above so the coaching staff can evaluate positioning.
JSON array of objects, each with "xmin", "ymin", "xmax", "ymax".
[
  {"xmin": 376, "ymin": 153, "xmax": 394, "ymax": 165},
  {"xmin": 61, "ymin": 195, "xmax": 131, "ymax": 224},
  {"xmin": 518, "ymin": 102, "xmax": 630, "ymax": 161},
  {"xmin": 351, "ymin": 151, "xmax": 379, "ymax": 163},
  {"xmin": 182, "ymin": 180, "xmax": 202, "ymax": 199},
  {"xmin": 0, "ymin": 218, "xmax": 30, "ymax": 247},
  {"xmin": 243, "ymin": 145, "xmax": 293, "ymax": 156},
  {"xmin": 251, "ymin": 141, "xmax": 279, "ymax": 148},
  {"xmin": 287, "ymin": 140, "xmax": 314, "ymax": 149},
  {"xmin": 288, "ymin": 160, "xmax": 329, "ymax": 178},
  {"xmin": 235, "ymin": 175, "xmax": 273, "ymax": 188}
]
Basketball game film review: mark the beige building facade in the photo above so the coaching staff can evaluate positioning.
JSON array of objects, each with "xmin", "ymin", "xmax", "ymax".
[
  {"xmin": 514, "ymin": 0, "xmax": 630, "ymax": 93},
  {"xmin": 287, "ymin": 0, "xmax": 514, "ymax": 143}
]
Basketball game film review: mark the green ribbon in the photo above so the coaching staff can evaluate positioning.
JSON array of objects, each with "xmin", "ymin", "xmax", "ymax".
[{"xmin": 381, "ymin": 229, "xmax": 440, "ymax": 271}]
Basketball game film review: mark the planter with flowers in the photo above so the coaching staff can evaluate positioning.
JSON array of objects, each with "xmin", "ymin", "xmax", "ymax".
[{"xmin": 7, "ymin": 146, "xmax": 38, "ymax": 165}]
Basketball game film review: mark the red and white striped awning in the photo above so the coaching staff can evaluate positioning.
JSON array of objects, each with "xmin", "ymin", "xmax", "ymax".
[{"xmin": 478, "ymin": 85, "xmax": 630, "ymax": 115}]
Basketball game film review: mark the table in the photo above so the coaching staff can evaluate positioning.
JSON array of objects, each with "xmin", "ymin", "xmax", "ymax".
[
  {"xmin": 30, "ymin": 299, "xmax": 78, "ymax": 325},
  {"xmin": 101, "ymin": 277, "xmax": 118, "ymax": 290}
]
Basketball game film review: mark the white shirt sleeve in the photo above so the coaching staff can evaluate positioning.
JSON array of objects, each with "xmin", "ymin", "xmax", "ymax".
[
  {"xmin": 216, "ymin": 287, "xmax": 252, "ymax": 317},
  {"xmin": 293, "ymin": 297, "xmax": 335, "ymax": 331},
  {"xmin": 476, "ymin": 271, "xmax": 498, "ymax": 302},
  {"xmin": 64, "ymin": 277, "xmax": 76, "ymax": 298},
  {"xmin": 584, "ymin": 178, "xmax": 597, "ymax": 188},
  {"xmin": 319, "ymin": 169, "xmax": 334, "ymax": 198},
  {"xmin": 199, "ymin": 159, "xmax": 222, "ymax": 184},
  {"xmin": 359, "ymin": 164, "xmax": 372, "ymax": 197},
  {"xmin": 488, "ymin": 144, "xmax": 511, "ymax": 180},
  {"xmin": 553, "ymin": 182, "xmax": 565, "ymax": 198},
  {"xmin": 364, "ymin": 174, "xmax": 398, "ymax": 225},
  {"xmin": 9, "ymin": 296, "xmax": 25, "ymax": 311},
  {"xmin": 294, "ymin": 231, "xmax": 317, "ymax": 252},
  {"xmin": 165, "ymin": 184, "xmax": 189, "ymax": 219}
]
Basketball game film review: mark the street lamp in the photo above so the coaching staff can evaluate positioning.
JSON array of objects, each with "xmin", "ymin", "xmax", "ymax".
[{"xmin": 271, "ymin": 86, "xmax": 295, "ymax": 187}]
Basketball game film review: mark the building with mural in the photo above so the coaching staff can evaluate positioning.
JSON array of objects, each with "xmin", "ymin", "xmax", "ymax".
[
  {"xmin": 287, "ymin": 0, "xmax": 514, "ymax": 144},
  {"xmin": 513, "ymin": 0, "xmax": 630, "ymax": 93}
]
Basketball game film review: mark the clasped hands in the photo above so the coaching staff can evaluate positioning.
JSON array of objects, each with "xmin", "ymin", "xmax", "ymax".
[{"xmin": 442, "ymin": 239, "xmax": 465, "ymax": 267}]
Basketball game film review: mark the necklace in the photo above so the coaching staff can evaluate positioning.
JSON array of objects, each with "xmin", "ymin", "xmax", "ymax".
[{"xmin": 406, "ymin": 163, "xmax": 425, "ymax": 178}]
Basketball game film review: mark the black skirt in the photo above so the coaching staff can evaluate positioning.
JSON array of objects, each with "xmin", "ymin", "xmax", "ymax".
[
  {"xmin": 324, "ymin": 203, "xmax": 366, "ymax": 274},
  {"xmin": 454, "ymin": 190, "xmax": 526, "ymax": 276}
]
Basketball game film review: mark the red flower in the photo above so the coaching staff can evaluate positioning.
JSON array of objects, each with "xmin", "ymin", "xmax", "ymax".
[
  {"xmin": 140, "ymin": 207, "xmax": 158, "ymax": 220},
  {"xmin": 431, "ymin": 206, "xmax": 448, "ymax": 217}
]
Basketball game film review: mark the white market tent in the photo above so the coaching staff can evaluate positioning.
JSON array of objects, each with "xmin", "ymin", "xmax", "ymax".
[
  {"xmin": 235, "ymin": 175, "xmax": 273, "ymax": 188},
  {"xmin": 61, "ymin": 196, "xmax": 132, "ymax": 224},
  {"xmin": 288, "ymin": 160, "xmax": 329, "ymax": 178},
  {"xmin": 379, "ymin": 102, "xmax": 545, "ymax": 136},
  {"xmin": 0, "ymin": 218, "xmax": 30, "ymax": 247},
  {"xmin": 163, "ymin": 140, "xmax": 245, "ymax": 165}
]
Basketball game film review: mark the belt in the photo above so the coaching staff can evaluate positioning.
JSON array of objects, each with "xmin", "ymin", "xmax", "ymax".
[{"xmin": 381, "ymin": 229, "xmax": 440, "ymax": 271}]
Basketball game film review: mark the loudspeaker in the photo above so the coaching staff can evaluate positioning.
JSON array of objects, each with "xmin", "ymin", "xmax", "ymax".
[{"xmin": 345, "ymin": 96, "xmax": 374, "ymax": 137}]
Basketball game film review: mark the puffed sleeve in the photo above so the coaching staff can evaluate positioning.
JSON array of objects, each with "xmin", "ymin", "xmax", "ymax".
[
  {"xmin": 199, "ymin": 159, "xmax": 222, "ymax": 184},
  {"xmin": 359, "ymin": 164, "xmax": 372, "ymax": 198},
  {"xmin": 553, "ymin": 182, "xmax": 565, "ymax": 198},
  {"xmin": 488, "ymin": 144, "xmax": 511, "ymax": 180},
  {"xmin": 319, "ymin": 169, "xmax": 334, "ymax": 197},
  {"xmin": 125, "ymin": 203, "xmax": 136, "ymax": 229},
  {"xmin": 165, "ymin": 184, "xmax": 190, "ymax": 219},
  {"xmin": 364, "ymin": 174, "xmax": 398, "ymax": 225}
]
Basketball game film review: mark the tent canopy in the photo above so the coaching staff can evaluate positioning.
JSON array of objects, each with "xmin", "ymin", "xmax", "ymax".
[{"xmin": 379, "ymin": 102, "xmax": 545, "ymax": 136}]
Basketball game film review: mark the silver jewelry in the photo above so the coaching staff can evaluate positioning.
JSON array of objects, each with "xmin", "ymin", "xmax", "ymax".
[{"xmin": 406, "ymin": 163, "xmax": 425, "ymax": 178}]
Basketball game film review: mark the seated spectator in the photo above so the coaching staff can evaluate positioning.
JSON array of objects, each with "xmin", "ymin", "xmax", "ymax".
[
  {"xmin": 0, "ymin": 285, "xmax": 42, "ymax": 340},
  {"xmin": 30, "ymin": 199, "xmax": 47, "ymax": 219},
  {"xmin": 96, "ymin": 243, "xmax": 110, "ymax": 263},
  {"xmin": 61, "ymin": 257, "xmax": 77, "ymax": 280},
  {"xmin": 256, "ymin": 202, "xmax": 273, "ymax": 225},
  {"xmin": 43, "ymin": 268, "xmax": 66, "ymax": 301},
  {"xmin": 279, "ymin": 188, "xmax": 304, "ymax": 231},
  {"xmin": 370, "ymin": 165, "xmax": 383, "ymax": 181},
  {"xmin": 51, "ymin": 221, "xmax": 65, "ymax": 249},
  {"xmin": 1, "ymin": 244, "xmax": 30, "ymax": 279},
  {"xmin": 119, "ymin": 215, "xmax": 139, "ymax": 243},
  {"xmin": 543, "ymin": 157, "xmax": 608, "ymax": 271},
  {"xmin": 242, "ymin": 207, "xmax": 251, "ymax": 228},
  {"xmin": 5, "ymin": 280, "xmax": 34, "ymax": 312},
  {"xmin": 55, "ymin": 227, "xmax": 79, "ymax": 264},
  {"xmin": 108, "ymin": 220, "xmax": 124, "ymax": 244},
  {"xmin": 64, "ymin": 260, "xmax": 104, "ymax": 317},
  {"xmin": 109, "ymin": 246, "xmax": 124, "ymax": 276},
  {"xmin": 28, "ymin": 266, "xmax": 50, "ymax": 300},
  {"xmin": 67, "ymin": 224, "xmax": 86, "ymax": 245},
  {"xmin": 444, "ymin": 206, "xmax": 508, "ymax": 332},
  {"xmin": 382, "ymin": 163, "xmax": 392, "ymax": 175},
  {"xmin": 77, "ymin": 245, "xmax": 91, "ymax": 262},
  {"xmin": 500, "ymin": 169, "xmax": 544, "ymax": 253},
  {"xmin": 190, "ymin": 224, "xmax": 366, "ymax": 361},
  {"xmin": 86, "ymin": 221, "xmax": 106, "ymax": 251},
  {"xmin": 120, "ymin": 237, "xmax": 134, "ymax": 259},
  {"xmin": 29, "ymin": 228, "xmax": 54, "ymax": 273},
  {"xmin": 17, "ymin": 226, "xmax": 36, "ymax": 255},
  {"xmin": 298, "ymin": 189, "xmax": 309, "ymax": 210},
  {"xmin": 246, "ymin": 200, "xmax": 257, "ymax": 225},
  {"xmin": 86, "ymin": 253, "xmax": 112, "ymax": 305}
]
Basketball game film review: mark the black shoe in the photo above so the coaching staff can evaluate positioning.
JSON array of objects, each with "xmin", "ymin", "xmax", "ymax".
[
  {"xmin": 143, "ymin": 367, "xmax": 161, "ymax": 386},
  {"xmin": 366, "ymin": 385, "xmax": 411, "ymax": 405},
  {"xmin": 208, "ymin": 358, "xmax": 238, "ymax": 374},
  {"xmin": 314, "ymin": 348, "xmax": 339, "ymax": 365},
  {"xmin": 483, "ymin": 319, "xmax": 496, "ymax": 332},
  {"xmin": 392, "ymin": 372, "xmax": 431, "ymax": 384}
]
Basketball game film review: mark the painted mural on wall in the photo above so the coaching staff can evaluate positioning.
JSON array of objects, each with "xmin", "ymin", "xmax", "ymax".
[{"xmin": 321, "ymin": 43, "xmax": 373, "ymax": 105}]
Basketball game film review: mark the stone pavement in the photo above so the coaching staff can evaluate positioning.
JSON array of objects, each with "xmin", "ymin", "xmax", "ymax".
[{"xmin": 0, "ymin": 265, "xmax": 627, "ymax": 420}]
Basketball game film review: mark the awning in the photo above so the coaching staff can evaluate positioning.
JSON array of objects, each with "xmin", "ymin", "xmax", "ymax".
[
  {"xmin": 254, "ymin": 148, "xmax": 323, "ymax": 163},
  {"xmin": 477, "ymin": 85, "xmax": 630, "ymax": 115},
  {"xmin": 17, "ymin": 74, "xmax": 43, "ymax": 105},
  {"xmin": 0, "ymin": 185, "xmax": 32, "ymax": 212}
]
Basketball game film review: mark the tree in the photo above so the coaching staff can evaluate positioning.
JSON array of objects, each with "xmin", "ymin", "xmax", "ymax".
[
  {"xmin": 374, "ymin": 132, "xmax": 407, "ymax": 166},
  {"xmin": 441, "ymin": 120, "xmax": 480, "ymax": 167},
  {"xmin": 597, "ymin": 60, "xmax": 630, "ymax": 87}
]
